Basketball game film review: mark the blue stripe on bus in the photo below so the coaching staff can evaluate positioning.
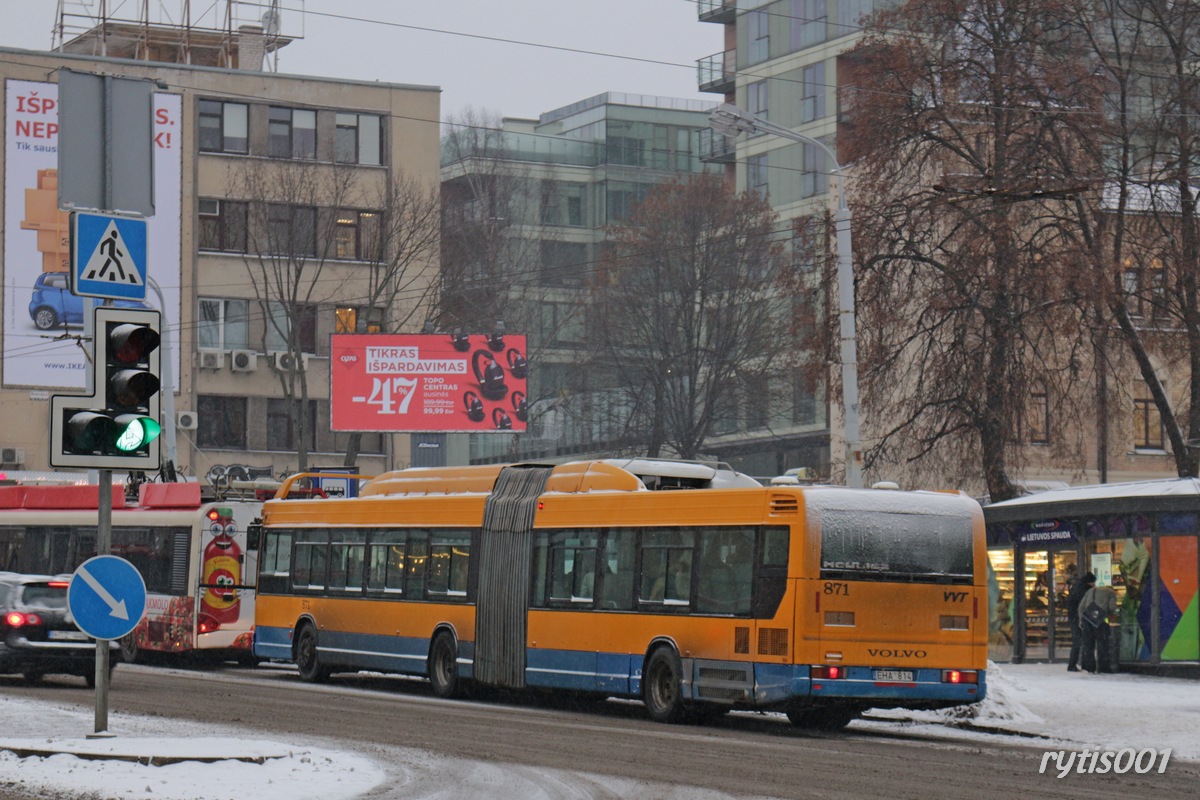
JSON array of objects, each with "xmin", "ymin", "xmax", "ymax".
[{"xmin": 255, "ymin": 627, "xmax": 983, "ymax": 706}]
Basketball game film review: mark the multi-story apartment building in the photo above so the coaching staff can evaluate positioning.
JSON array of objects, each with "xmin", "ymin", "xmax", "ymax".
[
  {"xmin": 1, "ymin": 13, "xmax": 441, "ymax": 484},
  {"xmin": 695, "ymin": 0, "xmax": 1184, "ymax": 490},
  {"xmin": 440, "ymin": 92, "xmax": 827, "ymax": 476}
]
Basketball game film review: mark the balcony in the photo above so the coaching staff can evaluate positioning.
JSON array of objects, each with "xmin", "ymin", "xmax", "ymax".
[
  {"xmin": 697, "ymin": 128, "xmax": 735, "ymax": 163},
  {"xmin": 697, "ymin": 0, "xmax": 737, "ymax": 24},
  {"xmin": 698, "ymin": 49, "xmax": 735, "ymax": 94}
]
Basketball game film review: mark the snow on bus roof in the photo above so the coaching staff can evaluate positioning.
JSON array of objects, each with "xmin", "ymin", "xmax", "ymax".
[{"xmin": 802, "ymin": 486, "xmax": 980, "ymax": 515}]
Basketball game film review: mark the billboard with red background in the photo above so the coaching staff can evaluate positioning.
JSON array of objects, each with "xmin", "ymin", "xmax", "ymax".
[{"xmin": 331, "ymin": 333, "xmax": 529, "ymax": 432}]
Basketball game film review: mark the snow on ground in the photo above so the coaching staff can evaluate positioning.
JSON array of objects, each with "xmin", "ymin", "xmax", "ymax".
[{"xmin": 1, "ymin": 661, "xmax": 1197, "ymax": 799}]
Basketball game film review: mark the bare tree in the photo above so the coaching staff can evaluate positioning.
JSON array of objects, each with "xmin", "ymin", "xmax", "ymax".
[
  {"xmin": 231, "ymin": 160, "xmax": 440, "ymax": 470},
  {"xmin": 590, "ymin": 174, "xmax": 790, "ymax": 459},
  {"xmin": 1051, "ymin": 0, "xmax": 1200, "ymax": 478},
  {"xmin": 847, "ymin": 0, "xmax": 1094, "ymax": 499}
]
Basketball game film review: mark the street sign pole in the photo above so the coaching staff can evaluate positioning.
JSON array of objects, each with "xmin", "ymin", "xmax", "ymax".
[{"xmin": 94, "ymin": 474, "xmax": 111, "ymax": 735}]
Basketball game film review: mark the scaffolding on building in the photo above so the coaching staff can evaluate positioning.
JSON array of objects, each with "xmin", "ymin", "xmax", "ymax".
[{"xmin": 52, "ymin": 0, "xmax": 303, "ymax": 71}]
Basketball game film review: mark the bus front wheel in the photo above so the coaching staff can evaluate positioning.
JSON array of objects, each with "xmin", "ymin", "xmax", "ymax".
[
  {"xmin": 428, "ymin": 632, "xmax": 462, "ymax": 699},
  {"xmin": 295, "ymin": 624, "xmax": 331, "ymax": 683},
  {"xmin": 643, "ymin": 647, "xmax": 687, "ymax": 724}
]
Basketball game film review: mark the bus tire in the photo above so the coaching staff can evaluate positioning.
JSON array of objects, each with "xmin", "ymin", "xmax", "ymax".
[
  {"xmin": 643, "ymin": 647, "xmax": 687, "ymax": 724},
  {"xmin": 119, "ymin": 634, "xmax": 139, "ymax": 664},
  {"xmin": 428, "ymin": 632, "xmax": 462, "ymax": 699},
  {"xmin": 787, "ymin": 707, "xmax": 856, "ymax": 731},
  {"xmin": 295, "ymin": 624, "xmax": 331, "ymax": 683}
]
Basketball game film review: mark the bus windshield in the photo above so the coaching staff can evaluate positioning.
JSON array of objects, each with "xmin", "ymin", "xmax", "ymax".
[{"xmin": 816, "ymin": 502, "xmax": 975, "ymax": 584}]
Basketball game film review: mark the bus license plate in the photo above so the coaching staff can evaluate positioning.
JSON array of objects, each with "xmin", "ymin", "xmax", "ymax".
[
  {"xmin": 48, "ymin": 630, "xmax": 88, "ymax": 641},
  {"xmin": 875, "ymin": 669, "xmax": 914, "ymax": 682}
]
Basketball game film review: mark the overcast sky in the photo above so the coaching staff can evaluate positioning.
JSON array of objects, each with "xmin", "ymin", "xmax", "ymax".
[{"xmin": 2, "ymin": 1, "xmax": 721, "ymax": 121}]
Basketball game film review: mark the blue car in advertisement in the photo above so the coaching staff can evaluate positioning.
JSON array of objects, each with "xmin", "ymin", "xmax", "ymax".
[{"xmin": 28, "ymin": 272, "xmax": 146, "ymax": 330}]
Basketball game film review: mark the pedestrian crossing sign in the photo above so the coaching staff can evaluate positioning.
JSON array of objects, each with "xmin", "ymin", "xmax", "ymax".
[{"xmin": 70, "ymin": 211, "xmax": 148, "ymax": 301}]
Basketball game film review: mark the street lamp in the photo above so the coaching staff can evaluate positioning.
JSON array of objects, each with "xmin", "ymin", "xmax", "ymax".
[{"xmin": 709, "ymin": 103, "xmax": 862, "ymax": 488}]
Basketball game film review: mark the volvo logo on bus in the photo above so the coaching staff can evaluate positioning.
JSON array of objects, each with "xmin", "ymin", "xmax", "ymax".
[{"xmin": 868, "ymin": 648, "xmax": 928, "ymax": 659}]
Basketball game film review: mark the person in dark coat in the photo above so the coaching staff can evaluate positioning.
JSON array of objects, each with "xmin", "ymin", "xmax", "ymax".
[
  {"xmin": 1080, "ymin": 580, "xmax": 1119, "ymax": 674},
  {"xmin": 1065, "ymin": 572, "xmax": 1095, "ymax": 672}
]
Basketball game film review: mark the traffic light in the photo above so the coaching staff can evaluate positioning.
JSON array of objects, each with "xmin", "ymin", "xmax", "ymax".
[{"xmin": 50, "ymin": 307, "xmax": 162, "ymax": 469}]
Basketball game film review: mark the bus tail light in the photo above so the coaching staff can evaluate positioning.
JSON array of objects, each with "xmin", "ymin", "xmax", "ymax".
[
  {"xmin": 812, "ymin": 665, "xmax": 844, "ymax": 680},
  {"xmin": 942, "ymin": 669, "xmax": 978, "ymax": 684},
  {"xmin": 197, "ymin": 613, "xmax": 221, "ymax": 634}
]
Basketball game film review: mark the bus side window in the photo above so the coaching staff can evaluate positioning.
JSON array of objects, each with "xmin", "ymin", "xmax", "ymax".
[
  {"xmin": 753, "ymin": 526, "xmax": 790, "ymax": 619},
  {"xmin": 639, "ymin": 529, "xmax": 695, "ymax": 608},
  {"xmin": 596, "ymin": 528, "xmax": 635, "ymax": 610},
  {"xmin": 406, "ymin": 531, "xmax": 429, "ymax": 600},
  {"xmin": 696, "ymin": 527, "xmax": 753, "ymax": 615}
]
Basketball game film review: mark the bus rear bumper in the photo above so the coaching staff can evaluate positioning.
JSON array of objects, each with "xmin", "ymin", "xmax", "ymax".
[{"xmin": 755, "ymin": 663, "xmax": 986, "ymax": 707}]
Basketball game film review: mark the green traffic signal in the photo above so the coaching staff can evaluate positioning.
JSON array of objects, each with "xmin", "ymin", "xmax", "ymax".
[{"xmin": 114, "ymin": 415, "xmax": 162, "ymax": 451}]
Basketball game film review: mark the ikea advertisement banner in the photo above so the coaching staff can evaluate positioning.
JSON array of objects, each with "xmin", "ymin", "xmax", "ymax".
[
  {"xmin": 331, "ymin": 334, "xmax": 529, "ymax": 433},
  {"xmin": 3, "ymin": 80, "xmax": 182, "ymax": 388}
]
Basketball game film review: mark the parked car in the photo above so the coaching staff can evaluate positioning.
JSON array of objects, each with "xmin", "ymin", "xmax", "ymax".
[
  {"xmin": 0, "ymin": 571, "xmax": 115, "ymax": 686},
  {"xmin": 27, "ymin": 272, "xmax": 147, "ymax": 331}
]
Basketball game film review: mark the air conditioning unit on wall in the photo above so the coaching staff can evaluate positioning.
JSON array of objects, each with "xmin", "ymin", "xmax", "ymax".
[
  {"xmin": 1, "ymin": 447, "xmax": 24, "ymax": 466},
  {"xmin": 230, "ymin": 350, "xmax": 258, "ymax": 372},
  {"xmin": 198, "ymin": 350, "xmax": 225, "ymax": 370},
  {"xmin": 269, "ymin": 351, "xmax": 305, "ymax": 372},
  {"xmin": 176, "ymin": 411, "xmax": 199, "ymax": 431}
]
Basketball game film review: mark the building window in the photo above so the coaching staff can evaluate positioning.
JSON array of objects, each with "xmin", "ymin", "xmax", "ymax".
[
  {"xmin": 1027, "ymin": 383, "xmax": 1050, "ymax": 445},
  {"xmin": 198, "ymin": 298, "xmax": 249, "ymax": 351},
  {"xmin": 1122, "ymin": 266, "xmax": 1142, "ymax": 317},
  {"xmin": 335, "ymin": 113, "xmax": 382, "ymax": 165},
  {"xmin": 748, "ymin": 154, "xmax": 769, "ymax": 198},
  {"xmin": 801, "ymin": 142, "xmax": 828, "ymax": 198},
  {"xmin": 335, "ymin": 210, "xmax": 381, "ymax": 260},
  {"xmin": 838, "ymin": 0, "xmax": 875, "ymax": 32},
  {"xmin": 266, "ymin": 204, "xmax": 317, "ymax": 257},
  {"xmin": 335, "ymin": 306, "xmax": 383, "ymax": 334},
  {"xmin": 268, "ymin": 106, "xmax": 317, "ymax": 160},
  {"xmin": 1133, "ymin": 387, "xmax": 1164, "ymax": 450},
  {"xmin": 801, "ymin": 62, "xmax": 826, "ymax": 123},
  {"xmin": 198, "ymin": 100, "xmax": 248, "ymax": 154},
  {"xmin": 792, "ymin": 0, "xmax": 827, "ymax": 50},
  {"xmin": 747, "ymin": 80, "xmax": 769, "ymax": 122},
  {"xmin": 748, "ymin": 9, "xmax": 770, "ymax": 65},
  {"xmin": 266, "ymin": 302, "xmax": 319, "ymax": 353},
  {"xmin": 267, "ymin": 398, "xmax": 318, "ymax": 452},
  {"xmin": 197, "ymin": 395, "xmax": 247, "ymax": 449},
  {"xmin": 198, "ymin": 199, "xmax": 247, "ymax": 252}
]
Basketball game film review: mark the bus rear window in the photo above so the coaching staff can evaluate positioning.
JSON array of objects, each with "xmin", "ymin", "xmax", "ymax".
[{"xmin": 819, "ymin": 509, "xmax": 973, "ymax": 584}]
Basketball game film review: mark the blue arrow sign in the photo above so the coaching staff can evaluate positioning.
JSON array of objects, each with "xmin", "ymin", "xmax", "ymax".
[
  {"xmin": 68, "ymin": 555, "xmax": 147, "ymax": 641},
  {"xmin": 71, "ymin": 212, "xmax": 148, "ymax": 301}
]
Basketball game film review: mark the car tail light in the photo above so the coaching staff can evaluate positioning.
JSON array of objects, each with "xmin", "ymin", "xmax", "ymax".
[
  {"xmin": 942, "ymin": 669, "xmax": 978, "ymax": 684},
  {"xmin": 812, "ymin": 665, "xmax": 844, "ymax": 680},
  {"xmin": 197, "ymin": 613, "xmax": 221, "ymax": 634},
  {"xmin": 5, "ymin": 611, "xmax": 42, "ymax": 627},
  {"xmin": 48, "ymin": 581, "xmax": 69, "ymax": 589}
]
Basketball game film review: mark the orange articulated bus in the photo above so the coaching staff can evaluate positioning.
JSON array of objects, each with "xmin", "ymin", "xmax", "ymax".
[{"xmin": 253, "ymin": 459, "xmax": 987, "ymax": 727}]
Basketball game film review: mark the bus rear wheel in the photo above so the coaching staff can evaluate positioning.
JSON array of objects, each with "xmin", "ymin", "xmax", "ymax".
[
  {"xmin": 643, "ymin": 647, "xmax": 687, "ymax": 724},
  {"xmin": 787, "ymin": 707, "xmax": 857, "ymax": 731},
  {"xmin": 295, "ymin": 624, "xmax": 331, "ymax": 683},
  {"xmin": 428, "ymin": 632, "xmax": 462, "ymax": 699}
]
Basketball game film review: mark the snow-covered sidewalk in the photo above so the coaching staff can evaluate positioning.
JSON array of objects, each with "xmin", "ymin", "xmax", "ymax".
[
  {"xmin": 1, "ymin": 661, "xmax": 1196, "ymax": 799},
  {"xmin": 862, "ymin": 661, "xmax": 1200, "ymax": 761}
]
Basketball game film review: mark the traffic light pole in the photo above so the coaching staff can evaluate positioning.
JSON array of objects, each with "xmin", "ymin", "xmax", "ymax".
[{"xmin": 92, "ymin": 472, "xmax": 112, "ymax": 736}]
